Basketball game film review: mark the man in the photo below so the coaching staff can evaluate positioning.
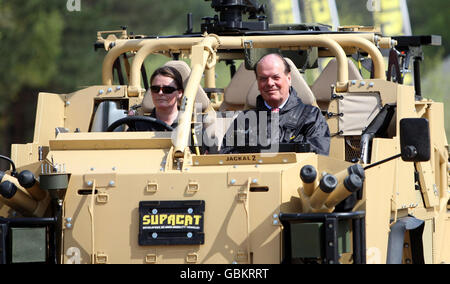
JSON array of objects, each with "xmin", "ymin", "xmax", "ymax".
[{"xmin": 220, "ymin": 53, "xmax": 330, "ymax": 155}]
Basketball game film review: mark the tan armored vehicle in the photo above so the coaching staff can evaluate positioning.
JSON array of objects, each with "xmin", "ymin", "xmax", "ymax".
[{"xmin": 0, "ymin": 0, "xmax": 448, "ymax": 264}]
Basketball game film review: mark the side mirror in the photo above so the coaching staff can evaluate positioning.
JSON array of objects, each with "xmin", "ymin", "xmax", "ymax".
[{"xmin": 399, "ymin": 118, "xmax": 430, "ymax": 162}]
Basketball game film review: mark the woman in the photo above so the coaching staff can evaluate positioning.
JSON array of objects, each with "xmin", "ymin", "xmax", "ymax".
[{"xmin": 136, "ymin": 66, "xmax": 184, "ymax": 131}]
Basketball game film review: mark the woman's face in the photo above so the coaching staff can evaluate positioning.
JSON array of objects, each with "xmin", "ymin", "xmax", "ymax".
[{"xmin": 150, "ymin": 75, "xmax": 183, "ymax": 111}]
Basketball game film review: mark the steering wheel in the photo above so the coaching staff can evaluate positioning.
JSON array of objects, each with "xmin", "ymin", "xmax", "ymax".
[{"xmin": 106, "ymin": 116, "xmax": 173, "ymax": 132}]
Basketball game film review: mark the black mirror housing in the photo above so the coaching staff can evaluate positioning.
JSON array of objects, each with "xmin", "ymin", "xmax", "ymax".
[{"xmin": 399, "ymin": 118, "xmax": 431, "ymax": 162}]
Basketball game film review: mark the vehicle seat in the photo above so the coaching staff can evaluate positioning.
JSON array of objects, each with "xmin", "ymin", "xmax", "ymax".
[
  {"xmin": 219, "ymin": 63, "xmax": 253, "ymax": 111},
  {"xmin": 141, "ymin": 60, "xmax": 212, "ymax": 113},
  {"xmin": 311, "ymin": 58, "xmax": 363, "ymax": 110},
  {"xmin": 311, "ymin": 58, "xmax": 385, "ymax": 136}
]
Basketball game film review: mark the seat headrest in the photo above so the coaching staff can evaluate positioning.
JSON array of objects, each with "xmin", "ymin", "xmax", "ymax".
[
  {"xmin": 223, "ymin": 63, "xmax": 255, "ymax": 105},
  {"xmin": 142, "ymin": 60, "xmax": 210, "ymax": 112},
  {"xmin": 311, "ymin": 59, "xmax": 363, "ymax": 103}
]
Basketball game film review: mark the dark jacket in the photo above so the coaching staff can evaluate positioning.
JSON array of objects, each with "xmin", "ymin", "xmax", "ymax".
[
  {"xmin": 220, "ymin": 88, "xmax": 330, "ymax": 155},
  {"xmin": 134, "ymin": 108, "xmax": 178, "ymax": 131}
]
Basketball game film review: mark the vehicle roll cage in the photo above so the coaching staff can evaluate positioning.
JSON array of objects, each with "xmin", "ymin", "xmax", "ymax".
[{"xmin": 97, "ymin": 31, "xmax": 394, "ymax": 161}]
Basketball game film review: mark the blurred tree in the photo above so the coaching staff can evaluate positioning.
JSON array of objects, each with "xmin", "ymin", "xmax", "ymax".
[
  {"xmin": 0, "ymin": 0, "xmax": 216, "ymax": 167},
  {"xmin": 50, "ymin": 0, "xmax": 213, "ymax": 92},
  {"xmin": 409, "ymin": 0, "xmax": 449, "ymax": 56},
  {"xmin": 0, "ymin": 0, "xmax": 63, "ymax": 94},
  {"xmin": 0, "ymin": 0, "xmax": 63, "ymax": 168},
  {"xmin": 335, "ymin": 0, "xmax": 373, "ymax": 27}
]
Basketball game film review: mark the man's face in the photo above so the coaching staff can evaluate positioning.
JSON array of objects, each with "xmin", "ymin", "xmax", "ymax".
[{"xmin": 256, "ymin": 55, "xmax": 291, "ymax": 108}]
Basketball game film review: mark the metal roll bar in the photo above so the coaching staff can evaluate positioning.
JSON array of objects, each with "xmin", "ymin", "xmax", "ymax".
[{"xmin": 102, "ymin": 32, "xmax": 391, "ymax": 159}]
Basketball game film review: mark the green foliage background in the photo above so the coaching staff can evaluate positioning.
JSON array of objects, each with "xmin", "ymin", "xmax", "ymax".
[{"xmin": 0, "ymin": 0, "xmax": 448, "ymax": 165}]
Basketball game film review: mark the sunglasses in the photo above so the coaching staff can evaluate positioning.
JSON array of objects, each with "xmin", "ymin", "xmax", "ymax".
[{"xmin": 150, "ymin": 85, "xmax": 179, "ymax": 94}]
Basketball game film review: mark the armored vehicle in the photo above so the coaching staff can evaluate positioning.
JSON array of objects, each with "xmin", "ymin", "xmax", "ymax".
[{"xmin": 0, "ymin": 0, "xmax": 448, "ymax": 264}]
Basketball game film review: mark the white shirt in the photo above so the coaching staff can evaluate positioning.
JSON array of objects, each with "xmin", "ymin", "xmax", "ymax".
[{"xmin": 263, "ymin": 95, "xmax": 289, "ymax": 111}]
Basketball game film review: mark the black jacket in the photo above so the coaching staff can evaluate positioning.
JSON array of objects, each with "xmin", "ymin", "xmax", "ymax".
[
  {"xmin": 220, "ymin": 88, "xmax": 330, "ymax": 155},
  {"xmin": 134, "ymin": 108, "xmax": 178, "ymax": 131}
]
